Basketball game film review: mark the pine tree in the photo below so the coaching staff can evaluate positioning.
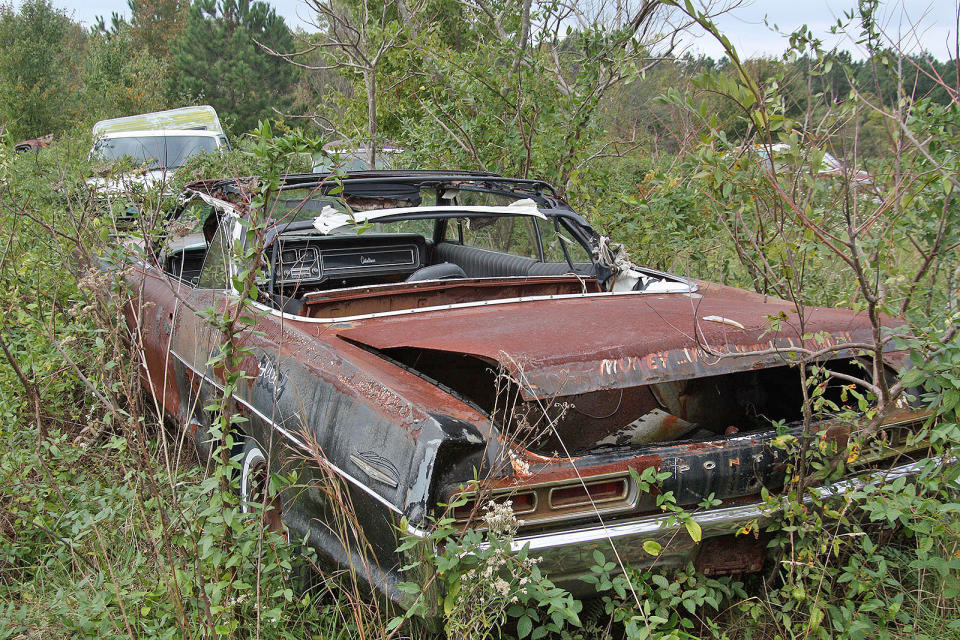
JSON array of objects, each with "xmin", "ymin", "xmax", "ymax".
[
  {"xmin": 129, "ymin": 0, "xmax": 190, "ymax": 59},
  {"xmin": 171, "ymin": 0, "xmax": 296, "ymax": 134}
]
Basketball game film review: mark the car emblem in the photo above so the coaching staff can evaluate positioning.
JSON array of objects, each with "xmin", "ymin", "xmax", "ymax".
[{"xmin": 350, "ymin": 451, "xmax": 400, "ymax": 488}]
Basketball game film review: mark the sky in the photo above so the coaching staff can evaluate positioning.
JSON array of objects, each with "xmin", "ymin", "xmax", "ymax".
[
  {"xmin": 46, "ymin": 0, "xmax": 959, "ymax": 61},
  {"xmin": 690, "ymin": 1, "xmax": 958, "ymax": 61}
]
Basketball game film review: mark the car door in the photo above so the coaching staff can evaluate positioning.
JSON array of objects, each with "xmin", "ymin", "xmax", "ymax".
[
  {"xmin": 166, "ymin": 212, "xmax": 235, "ymax": 447},
  {"xmin": 165, "ymin": 210, "xmax": 289, "ymax": 466},
  {"xmin": 133, "ymin": 200, "xmax": 217, "ymax": 419}
]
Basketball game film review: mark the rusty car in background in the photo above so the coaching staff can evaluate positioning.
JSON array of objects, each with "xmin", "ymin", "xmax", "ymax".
[
  {"xmin": 127, "ymin": 170, "xmax": 930, "ymax": 603},
  {"xmin": 14, "ymin": 133, "xmax": 52, "ymax": 153}
]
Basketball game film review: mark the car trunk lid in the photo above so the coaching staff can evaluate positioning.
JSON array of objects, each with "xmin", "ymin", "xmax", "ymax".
[{"xmin": 336, "ymin": 281, "xmax": 896, "ymax": 400}]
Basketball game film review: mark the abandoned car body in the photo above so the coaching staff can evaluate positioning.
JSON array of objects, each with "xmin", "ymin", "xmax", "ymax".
[
  {"xmin": 14, "ymin": 133, "xmax": 53, "ymax": 153},
  {"xmin": 128, "ymin": 171, "xmax": 929, "ymax": 601},
  {"xmin": 87, "ymin": 106, "xmax": 231, "ymax": 215}
]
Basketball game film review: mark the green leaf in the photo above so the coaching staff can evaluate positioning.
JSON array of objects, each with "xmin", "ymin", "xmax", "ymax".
[
  {"xmin": 642, "ymin": 540, "xmax": 662, "ymax": 556},
  {"xmin": 385, "ymin": 616, "xmax": 404, "ymax": 632},
  {"xmin": 517, "ymin": 614, "xmax": 533, "ymax": 639},
  {"xmin": 684, "ymin": 518, "xmax": 702, "ymax": 542},
  {"xmin": 443, "ymin": 579, "xmax": 461, "ymax": 614}
]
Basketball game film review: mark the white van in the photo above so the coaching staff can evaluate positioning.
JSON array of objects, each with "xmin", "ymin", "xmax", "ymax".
[{"xmin": 89, "ymin": 106, "xmax": 230, "ymax": 198}]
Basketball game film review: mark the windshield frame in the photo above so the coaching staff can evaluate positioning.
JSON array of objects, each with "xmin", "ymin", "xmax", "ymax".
[{"xmin": 169, "ymin": 176, "xmax": 702, "ymax": 305}]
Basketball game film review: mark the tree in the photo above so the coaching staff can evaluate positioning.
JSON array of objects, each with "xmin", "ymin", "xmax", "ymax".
[
  {"xmin": 383, "ymin": 0, "xmax": 702, "ymax": 190},
  {"xmin": 274, "ymin": 0, "xmax": 738, "ymax": 175},
  {"xmin": 170, "ymin": 0, "xmax": 297, "ymax": 134},
  {"xmin": 265, "ymin": 0, "xmax": 426, "ymax": 167},
  {"xmin": 81, "ymin": 25, "xmax": 170, "ymax": 121},
  {"xmin": 128, "ymin": 0, "xmax": 190, "ymax": 59},
  {"xmin": 0, "ymin": 0, "xmax": 86, "ymax": 140}
]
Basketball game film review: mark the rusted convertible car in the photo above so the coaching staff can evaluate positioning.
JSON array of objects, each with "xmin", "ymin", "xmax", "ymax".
[{"xmin": 130, "ymin": 170, "xmax": 927, "ymax": 601}]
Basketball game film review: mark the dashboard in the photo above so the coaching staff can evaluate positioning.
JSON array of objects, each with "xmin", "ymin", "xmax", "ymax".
[{"xmin": 272, "ymin": 233, "xmax": 427, "ymax": 291}]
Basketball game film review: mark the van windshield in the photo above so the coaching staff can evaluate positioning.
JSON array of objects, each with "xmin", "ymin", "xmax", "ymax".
[{"xmin": 93, "ymin": 135, "xmax": 219, "ymax": 170}]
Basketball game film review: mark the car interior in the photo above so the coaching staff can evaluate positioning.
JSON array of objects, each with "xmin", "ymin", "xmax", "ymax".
[{"xmin": 160, "ymin": 188, "xmax": 599, "ymax": 316}]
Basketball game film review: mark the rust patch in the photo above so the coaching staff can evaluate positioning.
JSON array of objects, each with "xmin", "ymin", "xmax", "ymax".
[{"xmin": 337, "ymin": 373, "xmax": 412, "ymax": 421}]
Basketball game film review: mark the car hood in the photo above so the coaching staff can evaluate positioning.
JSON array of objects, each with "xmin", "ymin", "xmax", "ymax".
[
  {"xmin": 86, "ymin": 169, "xmax": 174, "ymax": 195},
  {"xmin": 337, "ymin": 281, "xmax": 901, "ymax": 400}
]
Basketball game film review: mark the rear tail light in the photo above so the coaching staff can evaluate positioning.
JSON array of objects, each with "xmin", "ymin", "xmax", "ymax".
[
  {"xmin": 448, "ymin": 474, "xmax": 634, "ymax": 527},
  {"xmin": 549, "ymin": 478, "xmax": 628, "ymax": 509},
  {"xmin": 510, "ymin": 491, "xmax": 537, "ymax": 512},
  {"xmin": 451, "ymin": 490, "xmax": 537, "ymax": 522}
]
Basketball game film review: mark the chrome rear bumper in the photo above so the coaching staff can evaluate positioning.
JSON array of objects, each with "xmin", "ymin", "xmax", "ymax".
[{"xmin": 504, "ymin": 460, "xmax": 928, "ymax": 593}]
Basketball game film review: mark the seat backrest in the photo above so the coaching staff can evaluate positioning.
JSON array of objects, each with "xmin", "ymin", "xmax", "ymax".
[
  {"xmin": 405, "ymin": 262, "xmax": 467, "ymax": 282},
  {"xmin": 434, "ymin": 242, "xmax": 538, "ymax": 278},
  {"xmin": 527, "ymin": 261, "xmax": 596, "ymax": 277},
  {"xmin": 435, "ymin": 242, "xmax": 596, "ymax": 278}
]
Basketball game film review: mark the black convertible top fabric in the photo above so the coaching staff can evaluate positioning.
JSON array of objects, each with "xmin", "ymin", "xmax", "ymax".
[{"xmin": 337, "ymin": 182, "xmax": 422, "ymax": 203}]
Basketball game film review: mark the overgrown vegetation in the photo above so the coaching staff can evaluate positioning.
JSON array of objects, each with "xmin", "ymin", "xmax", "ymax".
[{"xmin": 1, "ymin": 0, "xmax": 960, "ymax": 638}]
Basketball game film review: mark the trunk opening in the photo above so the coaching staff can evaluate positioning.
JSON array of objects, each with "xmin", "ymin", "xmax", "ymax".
[{"xmin": 376, "ymin": 346, "xmax": 881, "ymax": 455}]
